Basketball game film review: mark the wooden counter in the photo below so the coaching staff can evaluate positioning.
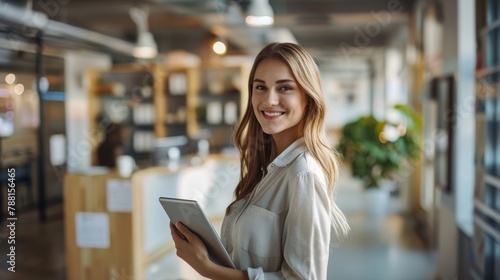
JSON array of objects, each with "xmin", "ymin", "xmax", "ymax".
[
  {"xmin": 63, "ymin": 155, "xmax": 240, "ymax": 280},
  {"xmin": 64, "ymin": 170, "xmax": 134, "ymax": 280}
]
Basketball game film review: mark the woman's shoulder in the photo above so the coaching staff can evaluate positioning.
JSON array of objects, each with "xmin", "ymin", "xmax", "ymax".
[
  {"xmin": 287, "ymin": 150, "xmax": 322, "ymax": 173},
  {"xmin": 286, "ymin": 151, "xmax": 326, "ymax": 186}
]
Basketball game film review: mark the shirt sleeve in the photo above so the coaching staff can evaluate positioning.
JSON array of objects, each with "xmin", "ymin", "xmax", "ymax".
[{"xmin": 246, "ymin": 170, "xmax": 332, "ymax": 280}]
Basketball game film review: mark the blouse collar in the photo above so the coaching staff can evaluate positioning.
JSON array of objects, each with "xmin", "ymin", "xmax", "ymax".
[{"xmin": 267, "ymin": 137, "xmax": 307, "ymax": 171}]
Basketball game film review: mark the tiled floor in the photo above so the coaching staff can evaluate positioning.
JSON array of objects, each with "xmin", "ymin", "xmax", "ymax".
[{"xmin": 0, "ymin": 175, "xmax": 437, "ymax": 280}]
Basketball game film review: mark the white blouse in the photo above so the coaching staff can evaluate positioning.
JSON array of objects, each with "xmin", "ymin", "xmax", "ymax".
[{"xmin": 221, "ymin": 138, "xmax": 332, "ymax": 280}]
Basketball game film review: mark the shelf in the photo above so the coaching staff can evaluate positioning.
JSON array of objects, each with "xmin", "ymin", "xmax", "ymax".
[
  {"xmin": 198, "ymin": 122, "xmax": 236, "ymax": 127},
  {"xmin": 474, "ymin": 198, "xmax": 500, "ymax": 225},
  {"xmin": 164, "ymin": 123, "xmax": 187, "ymax": 126},
  {"xmin": 166, "ymin": 94, "xmax": 187, "ymax": 98},
  {"xmin": 480, "ymin": 17, "xmax": 500, "ymax": 36},
  {"xmin": 99, "ymin": 94, "xmax": 129, "ymax": 100},
  {"xmin": 132, "ymin": 124, "xmax": 155, "ymax": 130},
  {"xmin": 475, "ymin": 66, "xmax": 500, "ymax": 78},
  {"xmin": 139, "ymin": 97, "xmax": 154, "ymax": 103},
  {"xmin": 99, "ymin": 94, "xmax": 154, "ymax": 104},
  {"xmin": 198, "ymin": 93, "xmax": 239, "ymax": 101},
  {"xmin": 473, "ymin": 214, "xmax": 500, "ymax": 242},
  {"xmin": 485, "ymin": 174, "xmax": 500, "ymax": 190}
]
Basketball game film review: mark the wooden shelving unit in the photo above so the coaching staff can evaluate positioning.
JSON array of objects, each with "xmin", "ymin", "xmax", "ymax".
[
  {"xmin": 155, "ymin": 66, "xmax": 199, "ymax": 138},
  {"xmin": 87, "ymin": 63, "xmax": 157, "ymax": 167},
  {"xmin": 88, "ymin": 61, "xmax": 250, "ymax": 165},
  {"xmin": 193, "ymin": 64, "xmax": 249, "ymax": 151}
]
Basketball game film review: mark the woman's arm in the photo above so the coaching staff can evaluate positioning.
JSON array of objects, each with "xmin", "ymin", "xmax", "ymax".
[
  {"xmin": 280, "ymin": 171, "xmax": 332, "ymax": 279},
  {"xmin": 245, "ymin": 170, "xmax": 332, "ymax": 279},
  {"xmin": 170, "ymin": 222, "xmax": 249, "ymax": 280}
]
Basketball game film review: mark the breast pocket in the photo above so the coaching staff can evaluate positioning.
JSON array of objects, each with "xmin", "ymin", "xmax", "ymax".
[{"xmin": 237, "ymin": 205, "xmax": 282, "ymax": 258}]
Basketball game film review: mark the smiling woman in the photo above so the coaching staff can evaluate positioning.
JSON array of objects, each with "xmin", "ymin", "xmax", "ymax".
[
  {"xmin": 169, "ymin": 42, "xmax": 350, "ymax": 280},
  {"xmin": 251, "ymin": 58, "xmax": 307, "ymax": 152}
]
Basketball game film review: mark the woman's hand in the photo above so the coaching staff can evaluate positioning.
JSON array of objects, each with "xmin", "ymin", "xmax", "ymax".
[
  {"xmin": 169, "ymin": 221, "xmax": 212, "ymax": 276},
  {"xmin": 170, "ymin": 222, "xmax": 249, "ymax": 280}
]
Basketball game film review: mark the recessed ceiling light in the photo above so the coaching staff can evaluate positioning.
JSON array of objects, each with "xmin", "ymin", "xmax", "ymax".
[
  {"xmin": 246, "ymin": 0, "xmax": 274, "ymax": 27},
  {"xmin": 213, "ymin": 41, "xmax": 227, "ymax": 55}
]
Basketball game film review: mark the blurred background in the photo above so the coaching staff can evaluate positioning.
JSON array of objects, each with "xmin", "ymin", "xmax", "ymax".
[{"xmin": 0, "ymin": 0, "xmax": 498, "ymax": 279}]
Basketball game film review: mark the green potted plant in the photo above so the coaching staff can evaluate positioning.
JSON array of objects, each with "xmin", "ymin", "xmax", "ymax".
[{"xmin": 337, "ymin": 104, "xmax": 422, "ymax": 217}]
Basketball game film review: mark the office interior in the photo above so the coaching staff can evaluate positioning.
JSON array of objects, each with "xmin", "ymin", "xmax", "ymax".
[{"xmin": 0, "ymin": 0, "xmax": 498, "ymax": 279}]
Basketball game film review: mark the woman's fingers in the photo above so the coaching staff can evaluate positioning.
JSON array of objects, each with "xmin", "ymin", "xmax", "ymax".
[
  {"xmin": 170, "ymin": 222, "xmax": 186, "ymax": 244},
  {"xmin": 170, "ymin": 221, "xmax": 210, "ymax": 270},
  {"xmin": 175, "ymin": 222, "xmax": 195, "ymax": 242}
]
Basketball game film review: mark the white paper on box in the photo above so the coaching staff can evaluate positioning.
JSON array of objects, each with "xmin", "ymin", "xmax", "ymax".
[
  {"xmin": 106, "ymin": 179, "xmax": 133, "ymax": 212},
  {"xmin": 75, "ymin": 212, "xmax": 110, "ymax": 248},
  {"xmin": 49, "ymin": 134, "xmax": 66, "ymax": 166}
]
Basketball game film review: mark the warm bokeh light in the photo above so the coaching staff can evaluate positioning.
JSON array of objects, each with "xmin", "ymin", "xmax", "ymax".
[
  {"xmin": 397, "ymin": 123, "xmax": 407, "ymax": 136},
  {"xmin": 14, "ymin": 84, "xmax": 24, "ymax": 95},
  {"xmin": 379, "ymin": 132, "xmax": 387, "ymax": 143},
  {"xmin": 212, "ymin": 41, "xmax": 227, "ymax": 55},
  {"xmin": 5, "ymin": 73, "xmax": 15, "ymax": 85}
]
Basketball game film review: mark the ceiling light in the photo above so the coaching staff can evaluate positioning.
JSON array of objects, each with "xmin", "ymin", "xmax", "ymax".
[
  {"xmin": 130, "ymin": 7, "xmax": 158, "ymax": 59},
  {"xmin": 133, "ymin": 31, "xmax": 158, "ymax": 59},
  {"xmin": 246, "ymin": 0, "xmax": 274, "ymax": 26},
  {"xmin": 213, "ymin": 41, "xmax": 227, "ymax": 55}
]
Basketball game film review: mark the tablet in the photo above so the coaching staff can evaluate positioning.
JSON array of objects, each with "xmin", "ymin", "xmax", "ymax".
[{"xmin": 159, "ymin": 197, "xmax": 236, "ymax": 269}]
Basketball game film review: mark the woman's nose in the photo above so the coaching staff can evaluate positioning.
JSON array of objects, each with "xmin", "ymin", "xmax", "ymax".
[{"xmin": 264, "ymin": 89, "xmax": 279, "ymax": 106}]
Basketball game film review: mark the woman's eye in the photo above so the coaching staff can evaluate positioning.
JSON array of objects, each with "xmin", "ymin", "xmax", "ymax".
[
  {"xmin": 279, "ymin": 86, "xmax": 292, "ymax": 91},
  {"xmin": 255, "ymin": 85, "xmax": 266, "ymax": 91}
]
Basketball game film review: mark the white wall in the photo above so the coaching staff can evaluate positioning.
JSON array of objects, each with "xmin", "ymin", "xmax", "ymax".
[
  {"xmin": 320, "ymin": 58, "xmax": 371, "ymax": 129},
  {"xmin": 64, "ymin": 51, "xmax": 111, "ymax": 171},
  {"xmin": 385, "ymin": 24, "xmax": 409, "ymax": 109},
  {"xmin": 454, "ymin": 0, "xmax": 476, "ymax": 226},
  {"xmin": 436, "ymin": 0, "xmax": 476, "ymax": 278},
  {"xmin": 437, "ymin": 201, "xmax": 459, "ymax": 278},
  {"xmin": 371, "ymin": 49, "xmax": 386, "ymax": 120}
]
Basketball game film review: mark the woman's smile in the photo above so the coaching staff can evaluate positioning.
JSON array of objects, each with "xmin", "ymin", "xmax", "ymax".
[{"xmin": 261, "ymin": 110, "xmax": 286, "ymax": 119}]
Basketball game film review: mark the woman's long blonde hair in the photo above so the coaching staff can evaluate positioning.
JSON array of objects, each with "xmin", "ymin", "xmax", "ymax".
[{"xmin": 228, "ymin": 42, "xmax": 349, "ymax": 238}]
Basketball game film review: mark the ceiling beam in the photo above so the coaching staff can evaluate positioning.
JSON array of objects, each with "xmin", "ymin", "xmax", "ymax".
[{"xmin": 271, "ymin": 0, "xmax": 411, "ymax": 15}]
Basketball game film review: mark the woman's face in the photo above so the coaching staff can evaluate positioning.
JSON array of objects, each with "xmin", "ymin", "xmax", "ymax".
[{"xmin": 252, "ymin": 58, "xmax": 307, "ymax": 141}]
